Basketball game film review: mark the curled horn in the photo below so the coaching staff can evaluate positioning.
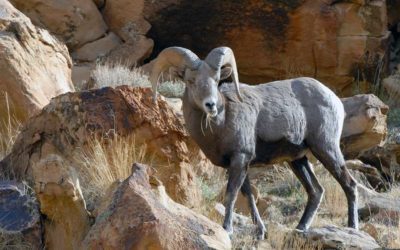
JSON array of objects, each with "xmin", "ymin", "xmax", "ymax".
[
  {"xmin": 205, "ymin": 47, "xmax": 243, "ymax": 101},
  {"xmin": 150, "ymin": 47, "xmax": 201, "ymax": 102}
]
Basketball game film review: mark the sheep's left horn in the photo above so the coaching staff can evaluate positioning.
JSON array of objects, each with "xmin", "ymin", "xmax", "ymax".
[
  {"xmin": 205, "ymin": 47, "xmax": 243, "ymax": 102},
  {"xmin": 150, "ymin": 47, "xmax": 201, "ymax": 102}
]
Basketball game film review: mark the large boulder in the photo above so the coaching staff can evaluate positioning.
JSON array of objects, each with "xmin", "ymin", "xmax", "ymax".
[
  {"xmin": 82, "ymin": 163, "xmax": 231, "ymax": 250},
  {"xmin": 9, "ymin": 0, "xmax": 107, "ymax": 49},
  {"xmin": 0, "ymin": 181, "xmax": 42, "ymax": 249},
  {"xmin": 1, "ymin": 86, "xmax": 205, "ymax": 205},
  {"xmin": 72, "ymin": 32, "xmax": 122, "ymax": 62},
  {"xmin": 145, "ymin": 0, "xmax": 389, "ymax": 95},
  {"xmin": 0, "ymin": 0, "xmax": 74, "ymax": 125},
  {"xmin": 341, "ymin": 94, "xmax": 388, "ymax": 159}
]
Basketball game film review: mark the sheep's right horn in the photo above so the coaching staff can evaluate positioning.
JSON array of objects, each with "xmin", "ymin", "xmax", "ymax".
[{"xmin": 150, "ymin": 47, "xmax": 201, "ymax": 102}]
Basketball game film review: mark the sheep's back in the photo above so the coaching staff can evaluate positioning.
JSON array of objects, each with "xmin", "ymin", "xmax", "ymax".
[{"xmin": 250, "ymin": 77, "xmax": 344, "ymax": 145}]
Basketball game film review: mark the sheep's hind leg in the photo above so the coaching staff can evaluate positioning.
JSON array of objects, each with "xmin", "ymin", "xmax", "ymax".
[
  {"xmin": 223, "ymin": 153, "xmax": 249, "ymax": 237},
  {"xmin": 311, "ymin": 146, "xmax": 359, "ymax": 229},
  {"xmin": 289, "ymin": 156, "xmax": 324, "ymax": 231},
  {"xmin": 240, "ymin": 175, "xmax": 266, "ymax": 240}
]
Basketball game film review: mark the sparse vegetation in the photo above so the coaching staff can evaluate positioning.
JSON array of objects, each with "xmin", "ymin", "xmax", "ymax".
[
  {"xmin": 0, "ymin": 93, "xmax": 22, "ymax": 161},
  {"xmin": 192, "ymin": 162, "xmax": 400, "ymax": 249},
  {"xmin": 91, "ymin": 62, "xmax": 151, "ymax": 89},
  {"xmin": 74, "ymin": 134, "xmax": 153, "ymax": 209},
  {"xmin": 91, "ymin": 62, "xmax": 186, "ymax": 98},
  {"xmin": 361, "ymin": 184, "xmax": 400, "ymax": 248}
]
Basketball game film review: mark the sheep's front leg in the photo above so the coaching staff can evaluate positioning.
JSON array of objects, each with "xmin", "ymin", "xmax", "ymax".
[
  {"xmin": 241, "ymin": 175, "xmax": 266, "ymax": 240},
  {"xmin": 223, "ymin": 153, "xmax": 249, "ymax": 236}
]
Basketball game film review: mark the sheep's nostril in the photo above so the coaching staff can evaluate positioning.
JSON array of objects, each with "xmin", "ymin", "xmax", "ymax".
[{"xmin": 205, "ymin": 102, "xmax": 216, "ymax": 110}]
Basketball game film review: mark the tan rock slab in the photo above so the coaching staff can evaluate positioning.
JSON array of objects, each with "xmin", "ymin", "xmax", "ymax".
[
  {"xmin": 72, "ymin": 32, "xmax": 122, "ymax": 62},
  {"xmin": 10, "ymin": 0, "xmax": 107, "ymax": 48},
  {"xmin": 0, "ymin": 0, "xmax": 74, "ymax": 126},
  {"xmin": 82, "ymin": 163, "xmax": 231, "ymax": 250},
  {"xmin": 341, "ymin": 94, "xmax": 388, "ymax": 158}
]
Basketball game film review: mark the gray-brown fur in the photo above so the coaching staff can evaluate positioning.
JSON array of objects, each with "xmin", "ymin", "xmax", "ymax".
[{"xmin": 150, "ymin": 47, "xmax": 358, "ymax": 240}]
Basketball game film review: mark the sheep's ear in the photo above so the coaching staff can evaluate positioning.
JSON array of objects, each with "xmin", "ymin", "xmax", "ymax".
[{"xmin": 220, "ymin": 66, "xmax": 233, "ymax": 80}]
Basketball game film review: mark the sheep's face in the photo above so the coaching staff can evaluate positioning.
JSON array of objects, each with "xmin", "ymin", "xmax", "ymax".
[{"xmin": 184, "ymin": 63, "xmax": 226, "ymax": 117}]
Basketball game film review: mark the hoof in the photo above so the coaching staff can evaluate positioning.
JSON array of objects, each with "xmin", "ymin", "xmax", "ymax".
[
  {"xmin": 348, "ymin": 221, "xmax": 359, "ymax": 230},
  {"xmin": 223, "ymin": 227, "xmax": 233, "ymax": 239},
  {"xmin": 256, "ymin": 232, "xmax": 265, "ymax": 241},
  {"xmin": 256, "ymin": 225, "xmax": 266, "ymax": 241},
  {"xmin": 295, "ymin": 224, "xmax": 308, "ymax": 232},
  {"xmin": 294, "ymin": 228, "xmax": 305, "ymax": 233}
]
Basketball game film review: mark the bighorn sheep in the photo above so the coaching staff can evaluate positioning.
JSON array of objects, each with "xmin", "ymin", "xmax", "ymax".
[{"xmin": 150, "ymin": 47, "xmax": 358, "ymax": 239}]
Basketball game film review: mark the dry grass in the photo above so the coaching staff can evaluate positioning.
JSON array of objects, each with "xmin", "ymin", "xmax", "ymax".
[
  {"xmin": 0, "ymin": 92, "xmax": 22, "ymax": 161},
  {"xmin": 91, "ymin": 61, "xmax": 186, "ymax": 98},
  {"xmin": 253, "ymin": 164, "xmax": 400, "ymax": 249},
  {"xmin": 317, "ymin": 170, "xmax": 348, "ymax": 220},
  {"xmin": 0, "ymin": 121, "xmax": 21, "ymax": 162},
  {"xmin": 195, "ymin": 176, "xmax": 226, "ymax": 223},
  {"xmin": 91, "ymin": 62, "xmax": 151, "ymax": 89},
  {"xmin": 195, "ymin": 161, "xmax": 399, "ymax": 249},
  {"xmin": 74, "ymin": 134, "xmax": 153, "ymax": 209},
  {"xmin": 231, "ymin": 227, "xmax": 258, "ymax": 250},
  {"xmin": 362, "ymin": 184, "xmax": 400, "ymax": 248},
  {"xmin": 383, "ymin": 71, "xmax": 400, "ymax": 107},
  {"xmin": 255, "ymin": 163, "xmax": 301, "ymax": 198},
  {"xmin": 193, "ymin": 156, "xmax": 226, "ymax": 220}
]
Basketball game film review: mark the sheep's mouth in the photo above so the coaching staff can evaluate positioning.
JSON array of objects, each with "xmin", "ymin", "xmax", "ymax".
[
  {"xmin": 207, "ymin": 110, "xmax": 218, "ymax": 117},
  {"xmin": 201, "ymin": 111, "xmax": 217, "ymax": 135}
]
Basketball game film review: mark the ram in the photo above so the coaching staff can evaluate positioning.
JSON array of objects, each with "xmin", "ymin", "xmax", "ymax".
[{"xmin": 150, "ymin": 47, "xmax": 358, "ymax": 240}]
